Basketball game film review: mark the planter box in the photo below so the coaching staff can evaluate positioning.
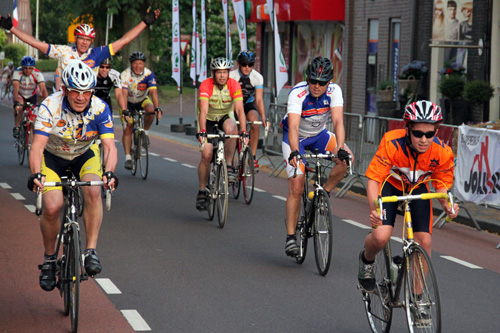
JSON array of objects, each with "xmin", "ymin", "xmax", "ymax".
[
  {"xmin": 377, "ymin": 101, "xmax": 397, "ymax": 118},
  {"xmin": 398, "ymin": 78, "xmax": 420, "ymax": 95}
]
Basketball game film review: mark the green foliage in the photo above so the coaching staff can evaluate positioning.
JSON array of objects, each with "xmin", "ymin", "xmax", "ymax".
[
  {"xmin": 0, "ymin": 30, "xmax": 6, "ymax": 49},
  {"xmin": 30, "ymin": 0, "xmax": 72, "ymax": 45},
  {"xmin": 438, "ymin": 74, "xmax": 466, "ymax": 99},
  {"xmin": 463, "ymin": 80, "xmax": 494, "ymax": 106},
  {"xmin": 376, "ymin": 79, "xmax": 394, "ymax": 92},
  {"xmin": 4, "ymin": 44, "xmax": 27, "ymax": 64},
  {"xmin": 34, "ymin": 59, "xmax": 59, "ymax": 71}
]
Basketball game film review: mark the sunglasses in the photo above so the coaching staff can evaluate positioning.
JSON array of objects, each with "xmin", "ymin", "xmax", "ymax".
[
  {"xmin": 23, "ymin": 67, "xmax": 34, "ymax": 70},
  {"xmin": 308, "ymin": 79, "xmax": 329, "ymax": 86},
  {"xmin": 240, "ymin": 62, "xmax": 254, "ymax": 68},
  {"xmin": 100, "ymin": 65, "xmax": 111, "ymax": 69},
  {"xmin": 411, "ymin": 130, "xmax": 436, "ymax": 138},
  {"xmin": 67, "ymin": 88, "xmax": 93, "ymax": 98}
]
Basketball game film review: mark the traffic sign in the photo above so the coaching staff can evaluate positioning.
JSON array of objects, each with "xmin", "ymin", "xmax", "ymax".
[{"xmin": 180, "ymin": 39, "xmax": 189, "ymax": 56}]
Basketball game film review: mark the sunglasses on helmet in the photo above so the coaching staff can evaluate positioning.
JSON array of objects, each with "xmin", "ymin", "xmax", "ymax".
[{"xmin": 411, "ymin": 130, "xmax": 436, "ymax": 139}]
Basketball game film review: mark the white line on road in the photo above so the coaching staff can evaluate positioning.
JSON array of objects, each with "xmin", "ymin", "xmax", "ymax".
[
  {"xmin": 149, "ymin": 152, "xmax": 159, "ymax": 157},
  {"xmin": 273, "ymin": 195, "xmax": 287, "ymax": 201},
  {"xmin": 254, "ymin": 187, "xmax": 265, "ymax": 192},
  {"xmin": 121, "ymin": 310, "xmax": 151, "ymax": 331},
  {"xmin": 25, "ymin": 205, "xmax": 36, "ymax": 213},
  {"xmin": 11, "ymin": 193, "xmax": 25, "ymax": 200},
  {"xmin": 181, "ymin": 163, "xmax": 196, "ymax": 169},
  {"xmin": 95, "ymin": 278, "xmax": 122, "ymax": 294},
  {"xmin": 164, "ymin": 157, "xmax": 177, "ymax": 162},
  {"xmin": 391, "ymin": 236, "xmax": 404, "ymax": 243},
  {"xmin": 441, "ymin": 255, "xmax": 483, "ymax": 269},
  {"xmin": 342, "ymin": 219, "xmax": 371, "ymax": 230},
  {"xmin": 0, "ymin": 182, "xmax": 11, "ymax": 189}
]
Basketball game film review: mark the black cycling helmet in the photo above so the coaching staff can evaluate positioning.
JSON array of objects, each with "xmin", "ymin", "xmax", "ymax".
[
  {"xmin": 306, "ymin": 57, "xmax": 334, "ymax": 82},
  {"xmin": 129, "ymin": 51, "xmax": 146, "ymax": 63},
  {"xmin": 404, "ymin": 100, "xmax": 443, "ymax": 124},
  {"xmin": 237, "ymin": 50, "xmax": 256, "ymax": 64},
  {"xmin": 101, "ymin": 57, "xmax": 112, "ymax": 65}
]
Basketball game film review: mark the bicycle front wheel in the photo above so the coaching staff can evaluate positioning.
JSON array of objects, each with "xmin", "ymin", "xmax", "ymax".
[
  {"xmin": 207, "ymin": 162, "xmax": 217, "ymax": 221},
  {"xmin": 312, "ymin": 189, "xmax": 333, "ymax": 276},
  {"xmin": 216, "ymin": 159, "xmax": 228, "ymax": 228},
  {"xmin": 362, "ymin": 243, "xmax": 393, "ymax": 333},
  {"xmin": 231, "ymin": 142, "xmax": 241, "ymax": 199},
  {"xmin": 131, "ymin": 131, "xmax": 138, "ymax": 176},
  {"xmin": 242, "ymin": 147, "xmax": 255, "ymax": 205},
  {"xmin": 404, "ymin": 244, "xmax": 441, "ymax": 333},
  {"xmin": 138, "ymin": 132, "xmax": 149, "ymax": 179},
  {"xmin": 17, "ymin": 124, "xmax": 26, "ymax": 165},
  {"xmin": 67, "ymin": 223, "xmax": 81, "ymax": 332},
  {"xmin": 295, "ymin": 195, "xmax": 309, "ymax": 264}
]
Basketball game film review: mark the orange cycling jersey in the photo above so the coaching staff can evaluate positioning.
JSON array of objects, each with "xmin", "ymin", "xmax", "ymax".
[
  {"xmin": 365, "ymin": 129, "xmax": 455, "ymax": 192},
  {"xmin": 199, "ymin": 78, "xmax": 243, "ymax": 121}
]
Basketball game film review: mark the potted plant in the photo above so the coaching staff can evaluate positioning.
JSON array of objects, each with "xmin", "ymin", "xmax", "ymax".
[
  {"xmin": 398, "ymin": 60, "xmax": 428, "ymax": 95},
  {"xmin": 376, "ymin": 79, "xmax": 395, "ymax": 102},
  {"xmin": 438, "ymin": 74, "xmax": 466, "ymax": 124},
  {"xmin": 463, "ymin": 80, "xmax": 495, "ymax": 123}
]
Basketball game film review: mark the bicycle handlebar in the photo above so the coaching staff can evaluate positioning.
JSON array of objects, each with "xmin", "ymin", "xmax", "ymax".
[{"xmin": 292, "ymin": 152, "xmax": 340, "ymax": 178}]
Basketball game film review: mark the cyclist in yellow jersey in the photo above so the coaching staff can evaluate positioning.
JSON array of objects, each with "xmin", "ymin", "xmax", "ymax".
[{"xmin": 195, "ymin": 57, "xmax": 248, "ymax": 211}]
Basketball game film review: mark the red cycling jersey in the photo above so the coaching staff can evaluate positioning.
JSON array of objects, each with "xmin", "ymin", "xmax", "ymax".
[{"xmin": 199, "ymin": 78, "xmax": 243, "ymax": 121}]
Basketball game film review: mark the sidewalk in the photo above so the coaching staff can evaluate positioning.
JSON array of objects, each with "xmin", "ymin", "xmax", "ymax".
[{"xmin": 155, "ymin": 95, "xmax": 500, "ymax": 239}]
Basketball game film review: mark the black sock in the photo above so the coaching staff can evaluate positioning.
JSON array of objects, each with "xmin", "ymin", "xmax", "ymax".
[
  {"xmin": 44, "ymin": 253, "xmax": 56, "ymax": 261},
  {"xmin": 361, "ymin": 251, "xmax": 375, "ymax": 264},
  {"xmin": 286, "ymin": 234, "xmax": 296, "ymax": 241},
  {"xmin": 198, "ymin": 190, "xmax": 206, "ymax": 195}
]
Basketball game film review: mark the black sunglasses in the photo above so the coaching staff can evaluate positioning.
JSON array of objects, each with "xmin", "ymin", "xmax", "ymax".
[
  {"xmin": 411, "ymin": 130, "xmax": 436, "ymax": 138},
  {"xmin": 240, "ymin": 62, "xmax": 254, "ymax": 68},
  {"xmin": 308, "ymin": 78, "xmax": 329, "ymax": 86},
  {"xmin": 100, "ymin": 65, "xmax": 111, "ymax": 69}
]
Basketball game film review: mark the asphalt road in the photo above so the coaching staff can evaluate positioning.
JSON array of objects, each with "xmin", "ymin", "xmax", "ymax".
[{"xmin": 1, "ymin": 100, "xmax": 499, "ymax": 332}]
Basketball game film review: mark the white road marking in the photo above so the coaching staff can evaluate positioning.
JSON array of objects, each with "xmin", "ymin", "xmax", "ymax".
[
  {"xmin": 25, "ymin": 205, "xmax": 36, "ymax": 213},
  {"xmin": 121, "ymin": 310, "xmax": 151, "ymax": 331},
  {"xmin": 181, "ymin": 163, "xmax": 196, "ymax": 169},
  {"xmin": 441, "ymin": 255, "xmax": 483, "ymax": 269},
  {"xmin": 391, "ymin": 237, "xmax": 404, "ymax": 243},
  {"xmin": 95, "ymin": 278, "xmax": 122, "ymax": 294},
  {"xmin": 342, "ymin": 219, "xmax": 371, "ymax": 230},
  {"xmin": 254, "ymin": 187, "xmax": 265, "ymax": 192},
  {"xmin": 149, "ymin": 152, "xmax": 159, "ymax": 157},
  {"xmin": 273, "ymin": 195, "xmax": 287, "ymax": 201},
  {"xmin": 11, "ymin": 193, "xmax": 25, "ymax": 200},
  {"xmin": 0, "ymin": 183, "xmax": 12, "ymax": 189},
  {"xmin": 164, "ymin": 157, "xmax": 177, "ymax": 162}
]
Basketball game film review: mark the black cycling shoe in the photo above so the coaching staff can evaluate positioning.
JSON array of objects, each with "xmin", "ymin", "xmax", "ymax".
[
  {"xmin": 84, "ymin": 249, "xmax": 102, "ymax": 276},
  {"xmin": 196, "ymin": 191, "xmax": 208, "ymax": 211},
  {"xmin": 38, "ymin": 260, "xmax": 57, "ymax": 292}
]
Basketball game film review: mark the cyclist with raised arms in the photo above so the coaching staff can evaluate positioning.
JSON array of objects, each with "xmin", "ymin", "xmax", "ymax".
[
  {"xmin": 229, "ymin": 50, "xmax": 266, "ymax": 170},
  {"xmin": 120, "ymin": 51, "xmax": 162, "ymax": 170},
  {"xmin": 357, "ymin": 100, "xmax": 459, "ymax": 298},
  {"xmin": 1, "ymin": 60, "xmax": 14, "ymax": 98},
  {"xmin": 27, "ymin": 60, "xmax": 118, "ymax": 291},
  {"xmin": 0, "ymin": 8, "xmax": 160, "ymax": 72},
  {"xmin": 282, "ymin": 56, "xmax": 352, "ymax": 257},
  {"xmin": 195, "ymin": 57, "xmax": 248, "ymax": 211},
  {"xmin": 94, "ymin": 57, "xmax": 127, "ymax": 115},
  {"xmin": 12, "ymin": 56, "xmax": 49, "ymax": 138}
]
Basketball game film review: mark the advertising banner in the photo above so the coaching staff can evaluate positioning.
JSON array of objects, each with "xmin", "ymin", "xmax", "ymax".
[
  {"xmin": 232, "ymin": 0, "xmax": 247, "ymax": 51},
  {"xmin": 190, "ymin": 0, "xmax": 197, "ymax": 85},
  {"xmin": 266, "ymin": 0, "xmax": 288, "ymax": 97},
  {"xmin": 171, "ymin": 0, "xmax": 181, "ymax": 89},
  {"xmin": 198, "ymin": 0, "xmax": 207, "ymax": 83}
]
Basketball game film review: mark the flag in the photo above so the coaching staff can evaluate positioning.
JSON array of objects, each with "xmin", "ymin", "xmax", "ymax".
[
  {"xmin": 12, "ymin": 0, "xmax": 18, "ymax": 28},
  {"xmin": 189, "ymin": 0, "xmax": 197, "ymax": 85},
  {"xmin": 171, "ymin": 0, "xmax": 181, "ymax": 89},
  {"xmin": 266, "ymin": 0, "xmax": 288, "ymax": 97},
  {"xmin": 222, "ymin": 0, "xmax": 232, "ymax": 61},
  {"xmin": 231, "ymin": 0, "xmax": 247, "ymax": 51},
  {"xmin": 198, "ymin": 0, "xmax": 207, "ymax": 83}
]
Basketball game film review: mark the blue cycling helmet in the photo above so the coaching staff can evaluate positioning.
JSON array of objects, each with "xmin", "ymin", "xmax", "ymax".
[
  {"xmin": 237, "ymin": 50, "xmax": 256, "ymax": 64},
  {"xmin": 21, "ymin": 56, "xmax": 36, "ymax": 67}
]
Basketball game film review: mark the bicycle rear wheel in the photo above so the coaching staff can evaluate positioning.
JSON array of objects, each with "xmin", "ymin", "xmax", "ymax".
[
  {"xmin": 216, "ymin": 159, "xmax": 229, "ymax": 228},
  {"xmin": 76, "ymin": 187, "xmax": 84, "ymax": 217},
  {"xmin": 17, "ymin": 124, "xmax": 26, "ymax": 165},
  {"xmin": 242, "ymin": 147, "xmax": 255, "ymax": 205},
  {"xmin": 207, "ymin": 163, "xmax": 217, "ymax": 221},
  {"xmin": 138, "ymin": 132, "xmax": 149, "ymax": 180},
  {"xmin": 312, "ymin": 189, "xmax": 333, "ymax": 276},
  {"xmin": 362, "ymin": 243, "xmax": 393, "ymax": 333},
  {"xmin": 231, "ymin": 143, "xmax": 241, "ymax": 199},
  {"xmin": 404, "ymin": 244, "xmax": 441, "ymax": 333}
]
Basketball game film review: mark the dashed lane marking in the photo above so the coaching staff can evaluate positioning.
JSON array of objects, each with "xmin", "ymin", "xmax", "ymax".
[
  {"xmin": 95, "ymin": 278, "xmax": 122, "ymax": 294},
  {"xmin": 0, "ymin": 182, "xmax": 11, "ymax": 189},
  {"xmin": 25, "ymin": 205, "xmax": 36, "ymax": 213},
  {"xmin": 254, "ymin": 187, "xmax": 265, "ymax": 192},
  {"xmin": 342, "ymin": 219, "xmax": 371, "ymax": 230},
  {"xmin": 181, "ymin": 163, "xmax": 196, "ymax": 169},
  {"xmin": 164, "ymin": 157, "xmax": 177, "ymax": 162},
  {"xmin": 149, "ymin": 152, "xmax": 159, "ymax": 157},
  {"xmin": 121, "ymin": 310, "xmax": 151, "ymax": 331},
  {"xmin": 11, "ymin": 193, "xmax": 25, "ymax": 200},
  {"xmin": 272, "ymin": 195, "xmax": 286, "ymax": 201},
  {"xmin": 441, "ymin": 255, "xmax": 483, "ymax": 269}
]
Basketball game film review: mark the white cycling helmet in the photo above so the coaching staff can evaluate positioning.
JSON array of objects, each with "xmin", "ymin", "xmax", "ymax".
[
  {"xmin": 210, "ymin": 57, "xmax": 232, "ymax": 71},
  {"xmin": 61, "ymin": 59, "xmax": 96, "ymax": 90}
]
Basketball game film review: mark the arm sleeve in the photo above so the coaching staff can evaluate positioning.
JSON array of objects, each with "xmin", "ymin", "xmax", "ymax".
[
  {"xmin": 432, "ymin": 146, "xmax": 455, "ymax": 190},
  {"xmin": 365, "ymin": 135, "xmax": 394, "ymax": 183}
]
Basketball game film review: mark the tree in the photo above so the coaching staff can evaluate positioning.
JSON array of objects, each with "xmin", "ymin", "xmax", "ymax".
[{"xmin": 29, "ymin": 0, "xmax": 72, "ymax": 45}]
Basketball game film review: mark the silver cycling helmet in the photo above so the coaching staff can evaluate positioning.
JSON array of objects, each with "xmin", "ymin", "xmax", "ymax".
[
  {"xmin": 210, "ymin": 57, "xmax": 232, "ymax": 71},
  {"xmin": 61, "ymin": 59, "xmax": 96, "ymax": 90}
]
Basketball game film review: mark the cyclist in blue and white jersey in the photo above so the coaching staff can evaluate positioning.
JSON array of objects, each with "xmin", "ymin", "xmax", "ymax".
[
  {"xmin": 230, "ymin": 50, "xmax": 266, "ymax": 170},
  {"xmin": 281, "ymin": 57, "xmax": 353, "ymax": 257}
]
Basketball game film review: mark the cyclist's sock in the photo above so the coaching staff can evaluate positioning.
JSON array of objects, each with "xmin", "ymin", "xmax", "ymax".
[
  {"xmin": 198, "ymin": 190, "xmax": 206, "ymax": 196},
  {"xmin": 145, "ymin": 130, "xmax": 149, "ymax": 135},
  {"xmin": 361, "ymin": 250, "xmax": 375, "ymax": 264},
  {"xmin": 286, "ymin": 234, "xmax": 296, "ymax": 241},
  {"xmin": 84, "ymin": 248, "xmax": 97, "ymax": 255},
  {"xmin": 44, "ymin": 253, "xmax": 56, "ymax": 261},
  {"xmin": 125, "ymin": 154, "xmax": 132, "ymax": 160}
]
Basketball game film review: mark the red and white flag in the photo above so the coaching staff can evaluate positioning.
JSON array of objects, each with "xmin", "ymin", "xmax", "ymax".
[{"xmin": 13, "ymin": 0, "xmax": 18, "ymax": 28}]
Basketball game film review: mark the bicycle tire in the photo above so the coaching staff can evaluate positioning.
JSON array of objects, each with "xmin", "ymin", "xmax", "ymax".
[
  {"xmin": 131, "ymin": 130, "xmax": 138, "ymax": 176},
  {"xmin": 242, "ymin": 147, "xmax": 255, "ymax": 205},
  {"xmin": 312, "ymin": 189, "xmax": 333, "ymax": 276},
  {"xmin": 295, "ymin": 194, "xmax": 309, "ymax": 264},
  {"xmin": 76, "ymin": 187, "xmax": 84, "ymax": 217},
  {"xmin": 404, "ymin": 244, "xmax": 441, "ymax": 333},
  {"xmin": 216, "ymin": 159, "xmax": 228, "ymax": 228},
  {"xmin": 231, "ymin": 143, "xmax": 241, "ymax": 199},
  {"xmin": 139, "ymin": 132, "xmax": 149, "ymax": 180},
  {"xmin": 362, "ymin": 243, "xmax": 393, "ymax": 333},
  {"xmin": 26, "ymin": 123, "xmax": 33, "ymax": 164},
  {"xmin": 17, "ymin": 124, "xmax": 26, "ymax": 165},
  {"xmin": 68, "ymin": 223, "xmax": 80, "ymax": 333},
  {"xmin": 207, "ymin": 162, "xmax": 216, "ymax": 221}
]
